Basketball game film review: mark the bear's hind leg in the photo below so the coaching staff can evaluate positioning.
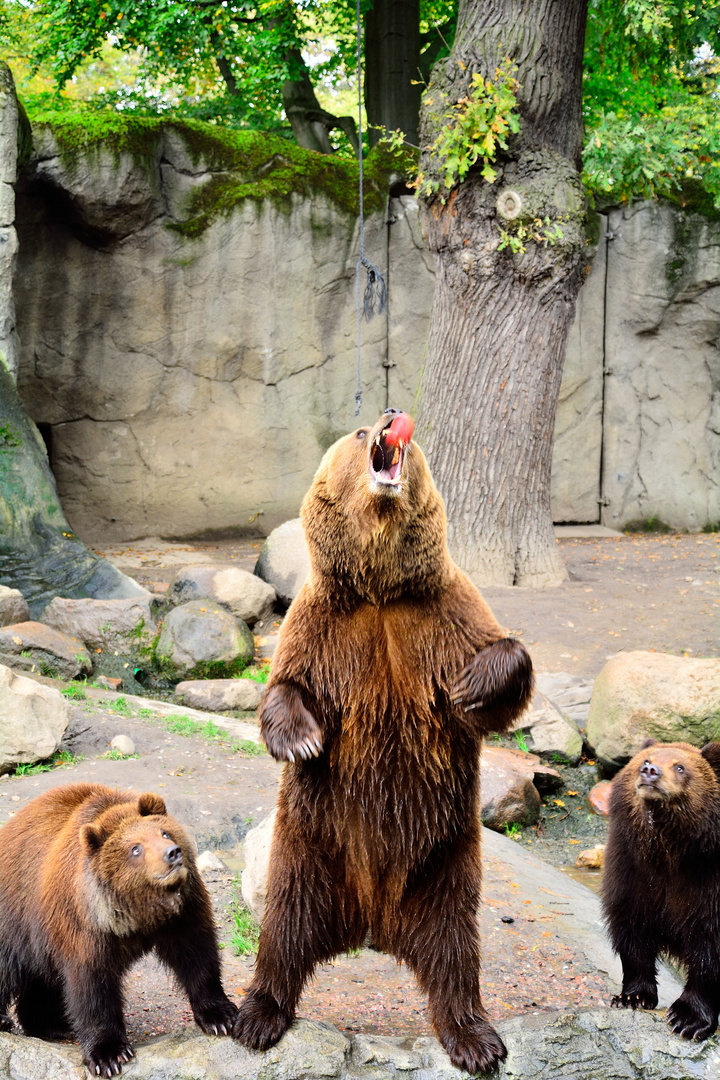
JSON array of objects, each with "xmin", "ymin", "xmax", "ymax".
[
  {"xmin": 233, "ymin": 822, "xmax": 365, "ymax": 1051},
  {"xmin": 385, "ymin": 832, "xmax": 506, "ymax": 1075},
  {"xmin": 667, "ymin": 977, "xmax": 720, "ymax": 1040},
  {"xmin": 16, "ymin": 976, "xmax": 72, "ymax": 1040}
]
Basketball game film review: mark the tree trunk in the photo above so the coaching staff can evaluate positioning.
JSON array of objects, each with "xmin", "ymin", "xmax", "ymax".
[
  {"xmin": 416, "ymin": 0, "xmax": 588, "ymax": 587},
  {"xmin": 283, "ymin": 49, "xmax": 359, "ymax": 155},
  {"xmin": 365, "ymin": 0, "xmax": 422, "ymax": 147}
]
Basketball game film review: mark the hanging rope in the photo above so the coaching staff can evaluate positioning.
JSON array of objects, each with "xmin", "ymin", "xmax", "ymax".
[{"xmin": 354, "ymin": 0, "xmax": 387, "ymax": 416}]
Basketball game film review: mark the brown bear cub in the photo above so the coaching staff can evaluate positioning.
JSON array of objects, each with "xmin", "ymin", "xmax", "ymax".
[
  {"xmin": 0, "ymin": 783, "xmax": 237, "ymax": 1077},
  {"xmin": 232, "ymin": 409, "xmax": 534, "ymax": 1073},
  {"xmin": 602, "ymin": 739, "xmax": 720, "ymax": 1040}
]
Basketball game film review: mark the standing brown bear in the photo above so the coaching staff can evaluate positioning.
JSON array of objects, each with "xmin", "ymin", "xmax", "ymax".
[
  {"xmin": 602, "ymin": 738, "xmax": 720, "ymax": 1040},
  {"xmin": 233, "ymin": 409, "xmax": 533, "ymax": 1073},
  {"xmin": 0, "ymin": 783, "xmax": 237, "ymax": 1077}
]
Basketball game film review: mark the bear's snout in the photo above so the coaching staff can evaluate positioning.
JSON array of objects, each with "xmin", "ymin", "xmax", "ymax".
[
  {"xmin": 640, "ymin": 761, "xmax": 661, "ymax": 783},
  {"xmin": 164, "ymin": 844, "xmax": 183, "ymax": 867}
]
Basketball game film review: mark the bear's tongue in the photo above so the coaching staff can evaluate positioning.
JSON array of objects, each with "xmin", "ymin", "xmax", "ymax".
[{"xmin": 371, "ymin": 412, "xmax": 414, "ymax": 484}]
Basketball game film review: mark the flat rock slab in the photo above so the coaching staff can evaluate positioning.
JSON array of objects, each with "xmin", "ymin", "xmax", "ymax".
[
  {"xmin": 1, "ymin": 1009, "xmax": 717, "ymax": 1079},
  {"xmin": 175, "ymin": 678, "xmax": 264, "ymax": 712},
  {"xmin": 535, "ymin": 672, "xmax": 595, "ymax": 729},
  {"xmin": 39, "ymin": 595, "xmax": 156, "ymax": 650},
  {"xmin": 168, "ymin": 566, "xmax": 276, "ymax": 627},
  {"xmin": 0, "ymin": 621, "xmax": 91, "ymax": 678}
]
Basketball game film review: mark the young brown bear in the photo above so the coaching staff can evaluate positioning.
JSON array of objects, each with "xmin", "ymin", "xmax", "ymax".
[
  {"xmin": 232, "ymin": 409, "xmax": 533, "ymax": 1073},
  {"xmin": 0, "ymin": 783, "xmax": 237, "ymax": 1077},
  {"xmin": 602, "ymin": 738, "xmax": 720, "ymax": 1040}
]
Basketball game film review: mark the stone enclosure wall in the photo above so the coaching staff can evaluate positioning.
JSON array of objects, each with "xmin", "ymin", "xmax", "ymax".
[{"xmin": 11, "ymin": 122, "xmax": 720, "ymax": 541}]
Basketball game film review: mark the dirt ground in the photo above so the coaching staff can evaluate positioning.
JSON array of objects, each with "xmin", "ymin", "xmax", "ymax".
[{"xmin": 3, "ymin": 531, "xmax": 718, "ymax": 1048}]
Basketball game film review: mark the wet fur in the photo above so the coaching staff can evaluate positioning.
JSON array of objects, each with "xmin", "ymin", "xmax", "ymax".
[
  {"xmin": 0, "ymin": 783, "xmax": 236, "ymax": 1077},
  {"xmin": 602, "ymin": 740, "xmax": 720, "ymax": 1040},
  {"xmin": 232, "ymin": 415, "xmax": 533, "ymax": 1073}
]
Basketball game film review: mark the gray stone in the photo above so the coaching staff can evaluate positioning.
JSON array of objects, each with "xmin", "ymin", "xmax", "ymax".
[
  {"xmin": 242, "ymin": 808, "xmax": 276, "ymax": 918},
  {"xmin": 0, "ymin": 621, "xmax": 91, "ymax": 679},
  {"xmin": 534, "ymin": 671, "xmax": 595, "ymax": 729},
  {"xmin": 196, "ymin": 849, "xmax": 227, "ymax": 875},
  {"xmin": 0, "ymin": 663, "xmax": 71, "ymax": 773},
  {"xmin": 514, "ymin": 691, "xmax": 583, "ymax": 764},
  {"xmin": 479, "ymin": 748, "xmax": 542, "ymax": 830},
  {"xmin": 0, "ymin": 64, "xmax": 19, "ymax": 379},
  {"xmin": 586, "ymin": 650, "xmax": 720, "ymax": 771},
  {"xmin": 155, "ymin": 600, "xmax": 254, "ymax": 679},
  {"xmin": 0, "ymin": 1010, "xmax": 717, "ymax": 1080},
  {"xmin": 39, "ymin": 596, "xmax": 156, "ymax": 650},
  {"xmin": 168, "ymin": 565, "xmax": 276, "ymax": 626},
  {"xmin": 0, "ymin": 585, "xmax": 29, "ymax": 626},
  {"xmin": 255, "ymin": 519, "xmax": 310, "ymax": 607},
  {"xmin": 175, "ymin": 677, "xmax": 264, "ymax": 712}
]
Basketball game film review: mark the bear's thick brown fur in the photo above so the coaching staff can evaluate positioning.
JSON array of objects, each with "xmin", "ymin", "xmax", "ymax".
[
  {"xmin": 602, "ymin": 738, "xmax": 720, "ymax": 1040},
  {"xmin": 232, "ymin": 410, "xmax": 533, "ymax": 1073},
  {"xmin": 0, "ymin": 783, "xmax": 237, "ymax": 1077}
]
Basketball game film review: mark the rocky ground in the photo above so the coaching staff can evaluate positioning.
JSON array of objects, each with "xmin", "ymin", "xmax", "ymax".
[{"xmin": 1, "ymin": 530, "xmax": 718, "ymax": 1057}]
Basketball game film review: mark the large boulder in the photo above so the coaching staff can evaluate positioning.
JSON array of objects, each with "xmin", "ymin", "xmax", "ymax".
[
  {"xmin": 0, "ymin": 621, "xmax": 91, "ymax": 679},
  {"xmin": 586, "ymin": 650, "xmax": 720, "ymax": 772},
  {"xmin": 0, "ymin": 663, "xmax": 71, "ymax": 772},
  {"xmin": 168, "ymin": 566, "xmax": 276, "ymax": 626},
  {"xmin": 255, "ymin": 519, "xmax": 310, "ymax": 607},
  {"xmin": 174, "ymin": 678, "xmax": 264, "ymax": 712},
  {"xmin": 242, "ymin": 808, "xmax": 277, "ymax": 918},
  {"xmin": 39, "ymin": 595, "xmax": 156, "ymax": 651},
  {"xmin": 0, "ymin": 585, "xmax": 29, "ymax": 626},
  {"xmin": 534, "ymin": 672, "xmax": 594, "ymax": 729},
  {"xmin": 155, "ymin": 601, "xmax": 254, "ymax": 680}
]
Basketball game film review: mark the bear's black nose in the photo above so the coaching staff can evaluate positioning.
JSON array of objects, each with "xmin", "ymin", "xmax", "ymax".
[
  {"xmin": 640, "ymin": 761, "xmax": 661, "ymax": 781},
  {"xmin": 164, "ymin": 844, "xmax": 183, "ymax": 867}
]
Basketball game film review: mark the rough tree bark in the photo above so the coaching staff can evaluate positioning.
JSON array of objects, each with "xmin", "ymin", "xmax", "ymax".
[
  {"xmin": 416, "ymin": 0, "xmax": 588, "ymax": 586},
  {"xmin": 365, "ymin": 0, "xmax": 422, "ymax": 147}
]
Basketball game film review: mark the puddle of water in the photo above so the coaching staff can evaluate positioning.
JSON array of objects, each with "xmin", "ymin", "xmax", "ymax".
[{"xmin": 559, "ymin": 864, "xmax": 603, "ymax": 895}]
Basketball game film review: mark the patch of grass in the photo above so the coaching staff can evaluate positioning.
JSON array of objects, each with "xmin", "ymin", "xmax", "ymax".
[
  {"xmin": 550, "ymin": 751, "xmax": 571, "ymax": 766},
  {"xmin": 231, "ymin": 906, "xmax": 260, "ymax": 956},
  {"xmin": 238, "ymin": 666, "xmax": 271, "ymax": 684},
  {"xmin": 160, "ymin": 713, "xmax": 228, "ymax": 741},
  {"xmin": 101, "ymin": 750, "xmax": 140, "ymax": 761},
  {"xmin": 513, "ymin": 730, "xmax": 530, "ymax": 753},
  {"xmin": 137, "ymin": 707, "xmax": 153, "ymax": 719},
  {"xmin": 61, "ymin": 681, "xmax": 87, "ymax": 700},
  {"xmin": 109, "ymin": 696, "xmax": 132, "ymax": 715},
  {"xmin": 503, "ymin": 822, "xmax": 523, "ymax": 839},
  {"xmin": 13, "ymin": 749, "xmax": 81, "ymax": 776},
  {"xmin": 231, "ymin": 740, "xmax": 264, "ymax": 757},
  {"xmin": 702, "ymin": 521, "xmax": 719, "ymax": 533}
]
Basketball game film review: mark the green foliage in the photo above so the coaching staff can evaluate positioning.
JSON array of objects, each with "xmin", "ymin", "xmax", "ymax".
[
  {"xmin": 623, "ymin": 516, "xmax": 673, "ymax": 533},
  {"xmin": 13, "ymin": 748, "xmax": 80, "ymax": 775},
  {"xmin": 0, "ymin": 424, "xmax": 22, "ymax": 453},
  {"xmin": 102, "ymin": 748, "xmax": 139, "ymax": 760},
  {"xmin": 61, "ymin": 681, "xmax": 87, "ymax": 699},
  {"xmin": 231, "ymin": 904, "xmax": 260, "ymax": 956},
  {"xmin": 240, "ymin": 665, "xmax": 271, "ymax": 684},
  {"xmin": 503, "ymin": 822, "xmax": 522, "ymax": 838},
  {"xmin": 109, "ymin": 695, "xmax": 132, "ymax": 715},
  {"xmin": 498, "ymin": 217, "xmax": 566, "ymax": 255},
  {"xmin": 513, "ymin": 730, "xmax": 530, "ymax": 753},
  {"xmin": 583, "ymin": 0, "xmax": 720, "ymax": 209},
  {"xmin": 417, "ymin": 60, "xmax": 520, "ymax": 199},
  {"xmin": 160, "ymin": 713, "xmax": 228, "ymax": 742}
]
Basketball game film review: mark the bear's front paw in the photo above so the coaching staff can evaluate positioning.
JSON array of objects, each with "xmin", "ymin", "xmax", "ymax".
[
  {"xmin": 83, "ymin": 1037, "xmax": 134, "ymax": 1077},
  {"xmin": 438, "ymin": 1017, "xmax": 507, "ymax": 1075},
  {"xmin": 667, "ymin": 992, "xmax": 718, "ymax": 1040},
  {"xmin": 451, "ymin": 638, "xmax": 533, "ymax": 730},
  {"xmin": 611, "ymin": 985, "xmax": 658, "ymax": 1011},
  {"xmin": 193, "ymin": 995, "xmax": 238, "ymax": 1035},
  {"xmin": 232, "ymin": 989, "xmax": 293, "ymax": 1051},
  {"xmin": 259, "ymin": 683, "xmax": 323, "ymax": 764}
]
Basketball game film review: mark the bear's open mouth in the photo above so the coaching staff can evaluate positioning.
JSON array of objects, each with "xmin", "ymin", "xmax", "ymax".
[{"xmin": 369, "ymin": 412, "xmax": 414, "ymax": 487}]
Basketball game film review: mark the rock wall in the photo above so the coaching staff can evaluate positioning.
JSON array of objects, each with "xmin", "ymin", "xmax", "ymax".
[
  {"xmin": 0, "ymin": 64, "xmax": 20, "ymax": 378},
  {"xmin": 12, "ymin": 120, "xmax": 720, "ymax": 540}
]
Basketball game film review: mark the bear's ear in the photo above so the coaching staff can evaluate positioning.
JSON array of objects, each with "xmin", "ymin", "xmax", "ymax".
[
  {"xmin": 640, "ymin": 738, "xmax": 659, "ymax": 750},
  {"xmin": 81, "ymin": 823, "xmax": 104, "ymax": 855},
  {"xmin": 138, "ymin": 793, "xmax": 166, "ymax": 817},
  {"xmin": 701, "ymin": 743, "xmax": 720, "ymax": 781}
]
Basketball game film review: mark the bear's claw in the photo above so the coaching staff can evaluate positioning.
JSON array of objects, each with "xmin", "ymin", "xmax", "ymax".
[
  {"xmin": 193, "ymin": 996, "xmax": 238, "ymax": 1036},
  {"xmin": 667, "ymin": 994, "xmax": 718, "ymax": 1040},
  {"xmin": 438, "ymin": 1017, "xmax": 508, "ymax": 1075},
  {"xmin": 232, "ymin": 989, "xmax": 293, "ymax": 1050},
  {"xmin": 259, "ymin": 684, "xmax": 324, "ymax": 764}
]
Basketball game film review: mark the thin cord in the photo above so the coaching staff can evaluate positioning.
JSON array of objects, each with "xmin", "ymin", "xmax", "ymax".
[{"xmin": 354, "ymin": 0, "xmax": 386, "ymax": 416}]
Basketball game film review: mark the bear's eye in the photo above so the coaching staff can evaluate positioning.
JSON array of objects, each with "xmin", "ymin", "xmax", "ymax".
[
  {"xmin": 131, "ymin": 845, "xmax": 142, "ymax": 857},
  {"xmin": 161, "ymin": 831, "xmax": 170, "ymax": 840},
  {"xmin": 674, "ymin": 763, "xmax": 685, "ymax": 774},
  {"xmin": 356, "ymin": 429, "xmax": 367, "ymax": 440}
]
